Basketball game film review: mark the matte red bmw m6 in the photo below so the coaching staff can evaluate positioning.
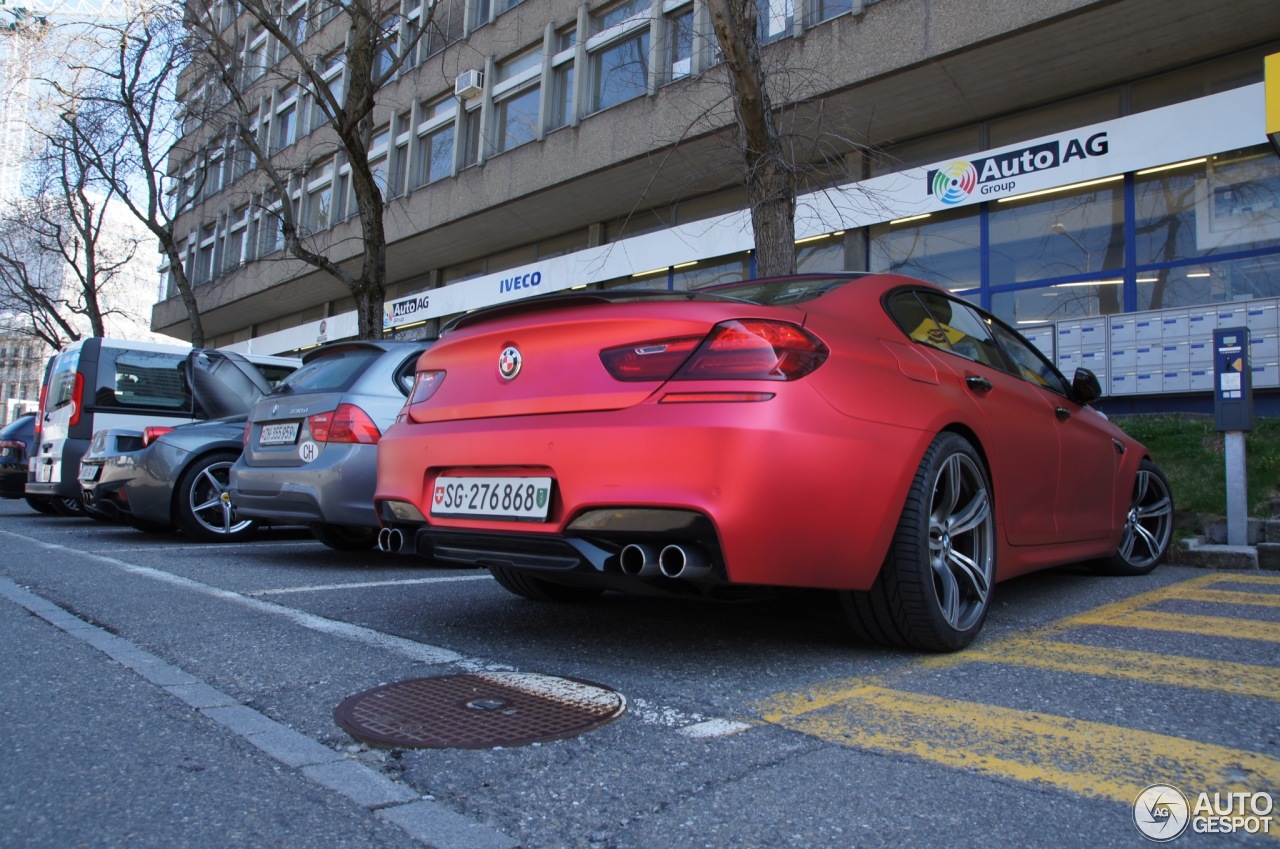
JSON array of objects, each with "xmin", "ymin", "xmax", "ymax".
[{"xmin": 374, "ymin": 273, "xmax": 1173, "ymax": 650}]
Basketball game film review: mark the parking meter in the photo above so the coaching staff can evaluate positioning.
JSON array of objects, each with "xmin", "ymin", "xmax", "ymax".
[
  {"xmin": 1214, "ymin": 327, "xmax": 1252, "ymax": 432},
  {"xmin": 1214, "ymin": 326, "xmax": 1251, "ymax": 545}
]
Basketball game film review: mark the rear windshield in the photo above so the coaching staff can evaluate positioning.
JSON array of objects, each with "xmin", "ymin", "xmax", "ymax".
[
  {"xmin": 270, "ymin": 347, "xmax": 380, "ymax": 395},
  {"xmin": 700, "ymin": 276, "xmax": 853, "ymax": 305},
  {"xmin": 96, "ymin": 350, "xmax": 192, "ymax": 410}
]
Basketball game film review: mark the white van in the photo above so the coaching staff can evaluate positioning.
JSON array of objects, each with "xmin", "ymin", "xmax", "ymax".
[{"xmin": 27, "ymin": 337, "xmax": 296, "ymax": 515}]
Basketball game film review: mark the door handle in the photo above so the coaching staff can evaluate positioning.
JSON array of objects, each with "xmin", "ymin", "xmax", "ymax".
[
  {"xmin": 965, "ymin": 375, "xmax": 993, "ymax": 392},
  {"xmin": 1055, "ymin": 406, "xmax": 1071, "ymax": 421}
]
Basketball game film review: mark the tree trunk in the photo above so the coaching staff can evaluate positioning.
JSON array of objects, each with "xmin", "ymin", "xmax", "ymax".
[{"xmin": 705, "ymin": 0, "xmax": 796, "ymax": 277}]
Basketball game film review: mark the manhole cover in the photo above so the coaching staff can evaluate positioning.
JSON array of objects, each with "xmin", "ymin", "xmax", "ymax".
[{"xmin": 334, "ymin": 672, "xmax": 626, "ymax": 749}]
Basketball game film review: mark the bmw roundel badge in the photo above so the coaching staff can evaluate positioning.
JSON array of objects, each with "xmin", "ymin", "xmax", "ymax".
[{"xmin": 499, "ymin": 346, "xmax": 522, "ymax": 380}]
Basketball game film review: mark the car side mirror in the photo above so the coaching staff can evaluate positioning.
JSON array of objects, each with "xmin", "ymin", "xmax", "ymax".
[{"xmin": 1071, "ymin": 368, "xmax": 1102, "ymax": 405}]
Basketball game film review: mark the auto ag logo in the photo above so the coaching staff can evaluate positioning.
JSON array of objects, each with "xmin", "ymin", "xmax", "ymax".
[
  {"xmin": 498, "ymin": 346, "xmax": 522, "ymax": 380},
  {"xmin": 1133, "ymin": 784, "xmax": 1190, "ymax": 842},
  {"xmin": 932, "ymin": 161, "xmax": 977, "ymax": 204}
]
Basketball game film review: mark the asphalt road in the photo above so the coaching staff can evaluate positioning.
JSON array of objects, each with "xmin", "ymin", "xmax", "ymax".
[{"xmin": 1, "ymin": 497, "xmax": 1277, "ymax": 849}]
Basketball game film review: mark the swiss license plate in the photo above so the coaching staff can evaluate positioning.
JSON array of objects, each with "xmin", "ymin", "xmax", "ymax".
[
  {"xmin": 432, "ymin": 476, "xmax": 553, "ymax": 521},
  {"xmin": 79, "ymin": 464, "xmax": 101, "ymax": 482},
  {"xmin": 260, "ymin": 422, "xmax": 300, "ymax": 446}
]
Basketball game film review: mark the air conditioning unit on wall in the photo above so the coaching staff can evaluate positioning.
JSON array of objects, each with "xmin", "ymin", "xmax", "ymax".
[{"xmin": 454, "ymin": 70, "xmax": 484, "ymax": 100}]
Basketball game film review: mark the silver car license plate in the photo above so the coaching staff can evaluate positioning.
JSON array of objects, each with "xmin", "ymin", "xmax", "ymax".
[{"xmin": 260, "ymin": 422, "xmax": 300, "ymax": 446}]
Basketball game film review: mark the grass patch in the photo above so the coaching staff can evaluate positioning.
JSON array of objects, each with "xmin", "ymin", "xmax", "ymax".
[{"xmin": 1112, "ymin": 414, "xmax": 1280, "ymax": 521}]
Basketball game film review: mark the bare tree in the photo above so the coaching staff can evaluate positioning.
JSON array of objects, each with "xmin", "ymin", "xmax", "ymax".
[
  {"xmin": 45, "ymin": 3, "xmax": 209, "ymax": 345},
  {"xmin": 184, "ymin": 0, "xmax": 433, "ymax": 339},
  {"xmin": 0, "ymin": 202, "xmax": 85, "ymax": 348}
]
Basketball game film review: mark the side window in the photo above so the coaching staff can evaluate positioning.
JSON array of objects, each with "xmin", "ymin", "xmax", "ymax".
[
  {"xmin": 988, "ymin": 320, "xmax": 1071, "ymax": 395},
  {"xmin": 889, "ymin": 290, "xmax": 1004, "ymax": 369},
  {"xmin": 96, "ymin": 350, "xmax": 192, "ymax": 410}
]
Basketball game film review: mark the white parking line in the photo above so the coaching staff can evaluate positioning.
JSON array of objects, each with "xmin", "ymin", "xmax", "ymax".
[
  {"xmin": 0, "ymin": 527, "xmax": 751, "ymax": 738},
  {"xmin": 249, "ymin": 574, "xmax": 494, "ymax": 596},
  {"xmin": 106, "ymin": 539, "xmax": 316, "ymax": 552}
]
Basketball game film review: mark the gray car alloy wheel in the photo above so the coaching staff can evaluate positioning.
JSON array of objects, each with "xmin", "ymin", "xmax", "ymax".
[
  {"xmin": 841, "ymin": 432, "xmax": 995, "ymax": 652},
  {"xmin": 925, "ymin": 449, "xmax": 995, "ymax": 634},
  {"xmin": 1105, "ymin": 458, "xmax": 1173, "ymax": 576},
  {"xmin": 176, "ymin": 452, "xmax": 256, "ymax": 542}
]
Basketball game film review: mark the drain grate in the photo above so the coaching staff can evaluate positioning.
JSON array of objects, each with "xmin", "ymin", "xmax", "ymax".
[{"xmin": 334, "ymin": 672, "xmax": 626, "ymax": 749}]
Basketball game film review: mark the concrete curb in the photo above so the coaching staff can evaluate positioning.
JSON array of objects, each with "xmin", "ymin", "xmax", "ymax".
[{"xmin": 1172, "ymin": 537, "xmax": 1280, "ymax": 571}]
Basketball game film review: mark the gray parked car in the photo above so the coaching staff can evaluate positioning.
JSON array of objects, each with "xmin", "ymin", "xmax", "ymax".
[
  {"xmin": 79, "ymin": 350, "xmax": 299, "ymax": 541},
  {"xmin": 229, "ymin": 340, "xmax": 430, "ymax": 550}
]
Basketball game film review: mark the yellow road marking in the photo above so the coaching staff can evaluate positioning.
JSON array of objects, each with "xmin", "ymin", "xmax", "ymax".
[
  {"xmin": 1172, "ymin": 588, "xmax": 1280, "ymax": 608},
  {"xmin": 753, "ymin": 571, "xmax": 1280, "ymax": 827},
  {"xmin": 1069, "ymin": 609, "xmax": 1280, "ymax": 642},
  {"xmin": 963, "ymin": 638, "xmax": 1280, "ymax": 701},
  {"xmin": 760, "ymin": 684, "xmax": 1280, "ymax": 810}
]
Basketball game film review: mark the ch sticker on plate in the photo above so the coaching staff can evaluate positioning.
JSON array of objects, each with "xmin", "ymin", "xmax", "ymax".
[{"xmin": 298, "ymin": 440, "xmax": 320, "ymax": 462}]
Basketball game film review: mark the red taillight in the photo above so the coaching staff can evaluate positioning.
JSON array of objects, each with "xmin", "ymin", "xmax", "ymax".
[
  {"xmin": 599, "ymin": 336, "xmax": 703, "ymax": 381},
  {"xmin": 243, "ymin": 421, "xmax": 251, "ymax": 446},
  {"xmin": 67, "ymin": 372, "xmax": 84, "ymax": 427},
  {"xmin": 35, "ymin": 381, "xmax": 48, "ymax": 442},
  {"xmin": 675, "ymin": 320, "xmax": 828, "ymax": 380},
  {"xmin": 142, "ymin": 426, "xmax": 175, "ymax": 447},
  {"xmin": 308, "ymin": 403, "xmax": 381, "ymax": 444},
  {"xmin": 602, "ymin": 320, "xmax": 828, "ymax": 383}
]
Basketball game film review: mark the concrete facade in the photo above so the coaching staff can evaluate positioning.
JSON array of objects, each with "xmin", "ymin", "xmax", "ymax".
[{"xmin": 160, "ymin": 0, "xmax": 1280, "ymax": 352}]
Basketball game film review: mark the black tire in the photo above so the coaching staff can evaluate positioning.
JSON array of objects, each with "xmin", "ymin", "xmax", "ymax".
[
  {"xmin": 310, "ymin": 523, "xmax": 378, "ymax": 551},
  {"xmin": 1097, "ymin": 458, "xmax": 1173, "ymax": 576},
  {"xmin": 489, "ymin": 564, "xmax": 604, "ymax": 603},
  {"xmin": 841, "ymin": 432, "xmax": 996, "ymax": 652},
  {"xmin": 173, "ymin": 452, "xmax": 258, "ymax": 543},
  {"xmin": 49, "ymin": 495, "xmax": 87, "ymax": 517},
  {"xmin": 24, "ymin": 495, "xmax": 55, "ymax": 515}
]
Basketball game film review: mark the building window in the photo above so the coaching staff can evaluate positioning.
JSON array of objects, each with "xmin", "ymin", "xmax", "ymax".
[
  {"xmin": 285, "ymin": 0, "xmax": 307, "ymax": 45},
  {"xmin": 403, "ymin": 2, "xmax": 423, "ymax": 69},
  {"xmin": 1134, "ymin": 146, "xmax": 1280, "ymax": 309},
  {"xmin": 312, "ymin": 52, "xmax": 344, "ymax": 130},
  {"xmin": 588, "ymin": 0, "xmax": 651, "ymax": 114},
  {"xmin": 461, "ymin": 105, "xmax": 482, "ymax": 168},
  {"xmin": 225, "ymin": 205, "xmax": 250, "ymax": 271},
  {"xmin": 493, "ymin": 48, "xmax": 542, "ymax": 154},
  {"xmin": 273, "ymin": 86, "xmax": 300, "ymax": 153},
  {"xmin": 758, "ymin": 0, "xmax": 793, "ymax": 43},
  {"xmin": 304, "ymin": 159, "xmax": 334, "ymax": 233},
  {"xmin": 375, "ymin": 15, "xmax": 400, "ymax": 79},
  {"xmin": 550, "ymin": 25, "xmax": 576, "ymax": 129},
  {"xmin": 194, "ymin": 223, "xmax": 218, "ymax": 284},
  {"xmin": 244, "ymin": 26, "xmax": 269, "ymax": 84},
  {"xmin": 589, "ymin": 35, "xmax": 649, "ymax": 113},
  {"xmin": 666, "ymin": 5, "xmax": 693, "ymax": 83},
  {"xmin": 870, "ymin": 207, "xmax": 981, "ymax": 293},
  {"xmin": 259, "ymin": 193, "xmax": 286, "ymax": 255},
  {"xmin": 368, "ymin": 126, "xmax": 391, "ymax": 195},
  {"xmin": 415, "ymin": 96, "xmax": 457, "ymax": 186},
  {"xmin": 390, "ymin": 111, "xmax": 411, "ymax": 197},
  {"xmin": 810, "ymin": 0, "xmax": 852, "ymax": 25}
]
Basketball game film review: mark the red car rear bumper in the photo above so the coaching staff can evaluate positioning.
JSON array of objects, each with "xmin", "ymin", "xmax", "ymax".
[{"xmin": 375, "ymin": 383, "xmax": 931, "ymax": 591}]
